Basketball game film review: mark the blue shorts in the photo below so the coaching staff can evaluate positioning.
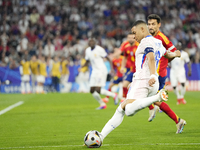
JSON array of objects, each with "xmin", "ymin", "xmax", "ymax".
[
  {"xmin": 124, "ymin": 71, "xmax": 134, "ymax": 83},
  {"xmin": 158, "ymin": 76, "xmax": 167, "ymax": 90},
  {"xmin": 124, "ymin": 68, "xmax": 130, "ymax": 77},
  {"xmin": 113, "ymin": 76, "xmax": 123, "ymax": 84}
]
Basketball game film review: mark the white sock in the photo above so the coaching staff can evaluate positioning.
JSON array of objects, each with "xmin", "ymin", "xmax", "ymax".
[
  {"xmin": 174, "ymin": 87, "xmax": 181, "ymax": 99},
  {"xmin": 101, "ymin": 105, "xmax": 125, "ymax": 139},
  {"xmin": 26, "ymin": 82, "xmax": 31, "ymax": 93},
  {"xmin": 41, "ymin": 85, "xmax": 44, "ymax": 93},
  {"xmin": 180, "ymin": 85, "xmax": 186, "ymax": 99},
  {"xmin": 100, "ymin": 88, "xmax": 115, "ymax": 97},
  {"xmin": 125, "ymin": 94, "xmax": 160, "ymax": 116},
  {"xmin": 36, "ymin": 85, "xmax": 40, "ymax": 93},
  {"xmin": 92, "ymin": 91, "xmax": 105, "ymax": 106},
  {"xmin": 21, "ymin": 82, "xmax": 25, "ymax": 93}
]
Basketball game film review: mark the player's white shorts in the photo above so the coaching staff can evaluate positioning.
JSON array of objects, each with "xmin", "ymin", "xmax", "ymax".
[
  {"xmin": 37, "ymin": 75, "xmax": 45, "ymax": 83},
  {"xmin": 170, "ymin": 69, "xmax": 186, "ymax": 87},
  {"xmin": 31, "ymin": 74, "xmax": 38, "ymax": 83},
  {"xmin": 126, "ymin": 78, "xmax": 159, "ymax": 100},
  {"xmin": 21, "ymin": 75, "xmax": 30, "ymax": 82},
  {"xmin": 89, "ymin": 71, "xmax": 107, "ymax": 87}
]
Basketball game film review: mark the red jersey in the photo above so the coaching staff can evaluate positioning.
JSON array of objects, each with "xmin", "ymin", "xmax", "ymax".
[
  {"xmin": 120, "ymin": 41, "xmax": 131, "ymax": 68},
  {"xmin": 154, "ymin": 31, "xmax": 177, "ymax": 77},
  {"xmin": 112, "ymin": 56, "xmax": 123, "ymax": 77},
  {"xmin": 123, "ymin": 41, "xmax": 139, "ymax": 72}
]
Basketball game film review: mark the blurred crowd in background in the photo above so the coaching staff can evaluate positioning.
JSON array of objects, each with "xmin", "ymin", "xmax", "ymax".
[{"xmin": 0, "ymin": 0, "xmax": 200, "ymax": 71}]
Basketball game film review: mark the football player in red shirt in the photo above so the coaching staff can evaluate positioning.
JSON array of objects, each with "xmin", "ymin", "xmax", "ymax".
[
  {"xmin": 102, "ymin": 49, "xmax": 123, "ymax": 104},
  {"xmin": 119, "ymin": 33, "xmax": 139, "ymax": 103},
  {"xmin": 147, "ymin": 14, "xmax": 186, "ymax": 134}
]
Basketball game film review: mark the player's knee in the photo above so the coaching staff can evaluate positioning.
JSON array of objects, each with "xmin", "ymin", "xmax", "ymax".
[
  {"xmin": 90, "ymin": 88, "xmax": 95, "ymax": 94},
  {"xmin": 125, "ymin": 104, "xmax": 135, "ymax": 117},
  {"xmin": 181, "ymin": 83, "xmax": 185, "ymax": 87}
]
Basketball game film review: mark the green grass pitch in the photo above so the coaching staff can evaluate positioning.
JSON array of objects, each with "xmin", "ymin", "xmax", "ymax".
[{"xmin": 0, "ymin": 92, "xmax": 200, "ymax": 150}]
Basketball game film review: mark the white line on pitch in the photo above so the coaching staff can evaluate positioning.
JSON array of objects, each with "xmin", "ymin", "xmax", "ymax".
[
  {"xmin": 0, "ymin": 143, "xmax": 200, "ymax": 149},
  {"xmin": 0, "ymin": 101, "xmax": 24, "ymax": 116}
]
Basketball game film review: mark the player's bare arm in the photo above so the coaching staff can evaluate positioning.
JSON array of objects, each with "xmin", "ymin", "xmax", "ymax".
[
  {"xmin": 120, "ymin": 56, "xmax": 127, "ymax": 74},
  {"xmin": 164, "ymin": 50, "xmax": 181, "ymax": 60},
  {"xmin": 147, "ymin": 52, "xmax": 156, "ymax": 87}
]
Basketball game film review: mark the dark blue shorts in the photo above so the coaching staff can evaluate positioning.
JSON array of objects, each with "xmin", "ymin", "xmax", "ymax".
[
  {"xmin": 158, "ymin": 75, "xmax": 167, "ymax": 90},
  {"xmin": 113, "ymin": 76, "xmax": 123, "ymax": 84},
  {"xmin": 124, "ymin": 71, "xmax": 134, "ymax": 83},
  {"xmin": 124, "ymin": 68, "xmax": 130, "ymax": 76}
]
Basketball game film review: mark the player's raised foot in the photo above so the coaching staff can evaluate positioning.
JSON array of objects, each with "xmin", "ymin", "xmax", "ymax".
[
  {"xmin": 176, "ymin": 119, "xmax": 186, "ymax": 134},
  {"xmin": 181, "ymin": 98, "xmax": 187, "ymax": 104},
  {"xmin": 96, "ymin": 105, "xmax": 107, "ymax": 110},
  {"xmin": 102, "ymin": 97, "xmax": 109, "ymax": 103},
  {"xmin": 148, "ymin": 105, "xmax": 159, "ymax": 122},
  {"xmin": 177, "ymin": 99, "xmax": 181, "ymax": 105},
  {"xmin": 158, "ymin": 89, "xmax": 168, "ymax": 102},
  {"xmin": 114, "ymin": 93, "xmax": 119, "ymax": 105}
]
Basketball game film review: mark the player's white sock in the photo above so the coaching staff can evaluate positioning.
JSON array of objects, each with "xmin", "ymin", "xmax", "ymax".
[
  {"xmin": 21, "ymin": 82, "xmax": 25, "ymax": 93},
  {"xmin": 180, "ymin": 85, "xmax": 186, "ymax": 99},
  {"xmin": 125, "ymin": 94, "xmax": 160, "ymax": 116},
  {"xmin": 174, "ymin": 87, "xmax": 181, "ymax": 99},
  {"xmin": 26, "ymin": 82, "xmax": 31, "ymax": 93},
  {"xmin": 92, "ymin": 91, "xmax": 105, "ymax": 106},
  {"xmin": 36, "ymin": 85, "xmax": 40, "ymax": 93},
  {"xmin": 41, "ymin": 85, "xmax": 44, "ymax": 93},
  {"xmin": 100, "ymin": 88, "xmax": 115, "ymax": 97},
  {"xmin": 101, "ymin": 105, "xmax": 125, "ymax": 139}
]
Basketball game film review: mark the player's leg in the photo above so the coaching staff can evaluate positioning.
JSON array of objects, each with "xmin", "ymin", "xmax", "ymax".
[
  {"xmin": 102, "ymin": 82, "xmax": 114, "ymax": 103},
  {"xmin": 100, "ymin": 73, "xmax": 118, "ymax": 105},
  {"xmin": 90, "ymin": 86, "xmax": 107, "ymax": 109},
  {"xmin": 122, "ymin": 71, "xmax": 132, "ymax": 102},
  {"xmin": 154, "ymin": 101, "xmax": 186, "ymax": 133},
  {"xmin": 21, "ymin": 78, "xmax": 26, "ymax": 94},
  {"xmin": 101, "ymin": 78, "xmax": 166, "ymax": 139},
  {"xmin": 101, "ymin": 104, "xmax": 125, "ymax": 139},
  {"xmin": 178, "ymin": 72, "xmax": 187, "ymax": 104},
  {"xmin": 25, "ymin": 75, "xmax": 31, "ymax": 93},
  {"xmin": 180, "ymin": 83, "xmax": 186, "ymax": 104},
  {"xmin": 125, "ymin": 79, "xmax": 168, "ymax": 116},
  {"xmin": 173, "ymin": 86, "xmax": 181, "ymax": 105}
]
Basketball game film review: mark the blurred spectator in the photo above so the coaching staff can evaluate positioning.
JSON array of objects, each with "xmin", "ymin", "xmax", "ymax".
[
  {"xmin": 30, "ymin": 9, "xmax": 40, "ymax": 25},
  {"xmin": 44, "ymin": 12, "xmax": 54, "ymax": 25},
  {"xmin": 44, "ymin": 38, "xmax": 55, "ymax": 57}
]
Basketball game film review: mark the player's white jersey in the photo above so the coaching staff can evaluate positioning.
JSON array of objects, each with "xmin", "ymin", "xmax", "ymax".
[
  {"xmin": 85, "ymin": 45, "xmax": 107, "ymax": 73},
  {"xmin": 134, "ymin": 35, "xmax": 166, "ymax": 79},
  {"xmin": 170, "ymin": 50, "xmax": 190, "ymax": 71}
]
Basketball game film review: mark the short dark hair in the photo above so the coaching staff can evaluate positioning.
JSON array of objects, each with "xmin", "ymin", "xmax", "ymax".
[
  {"xmin": 132, "ymin": 20, "xmax": 147, "ymax": 27},
  {"xmin": 147, "ymin": 14, "xmax": 161, "ymax": 23}
]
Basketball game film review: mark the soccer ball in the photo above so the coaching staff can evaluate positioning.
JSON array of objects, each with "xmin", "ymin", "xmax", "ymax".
[{"xmin": 84, "ymin": 130, "xmax": 103, "ymax": 148}]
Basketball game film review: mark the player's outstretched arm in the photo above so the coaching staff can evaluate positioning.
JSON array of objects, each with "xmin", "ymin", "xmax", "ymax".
[
  {"xmin": 120, "ymin": 56, "xmax": 127, "ymax": 74},
  {"xmin": 165, "ymin": 50, "xmax": 181, "ymax": 60},
  {"xmin": 105, "ymin": 56, "xmax": 115, "ymax": 75}
]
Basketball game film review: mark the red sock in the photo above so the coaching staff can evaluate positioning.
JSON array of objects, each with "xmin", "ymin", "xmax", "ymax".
[
  {"xmin": 123, "ymin": 87, "xmax": 128, "ymax": 98},
  {"xmin": 160, "ymin": 102, "xmax": 179, "ymax": 124},
  {"xmin": 148, "ymin": 104, "xmax": 154, "ymax": 110},
  {"xmin": 106, "ymin": 88, "xmax": 111, "ymax": 98}
]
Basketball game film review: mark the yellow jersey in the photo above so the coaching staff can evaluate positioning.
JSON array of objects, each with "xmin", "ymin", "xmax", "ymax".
[
  {"xmin": 21, "ymin": 60, "xmax": 30, "ymax": 75},
  {"xmin": 39, "ymin": 62, "xmax": 47, "ymax": 77},
  {"xmin": 30, "ymin": 61, "xmax": 39, "ymax": 75},
  {"xmin": 80, "ymin": 59, "xmax": 88, "ymax": 73},
  {"xmin": 61, "ymin": 60, "xmax": 69, "ymax": 75},
  {"xmin": 52, "ymin": 61, "xmax": 61, "ymax": 77}
]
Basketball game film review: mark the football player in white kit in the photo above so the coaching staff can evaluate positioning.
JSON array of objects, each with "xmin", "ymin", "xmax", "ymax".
[
  {"xmin": 83, "ymin": 38, "xmax": 118, "ymax": 110},
  {"xmin": 100, "ymin": 20, "xmax": 181, "ymax": 141},
  {"xmin": 170, "ymin": 42, "xmax": 192, "ymax": 105}
]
